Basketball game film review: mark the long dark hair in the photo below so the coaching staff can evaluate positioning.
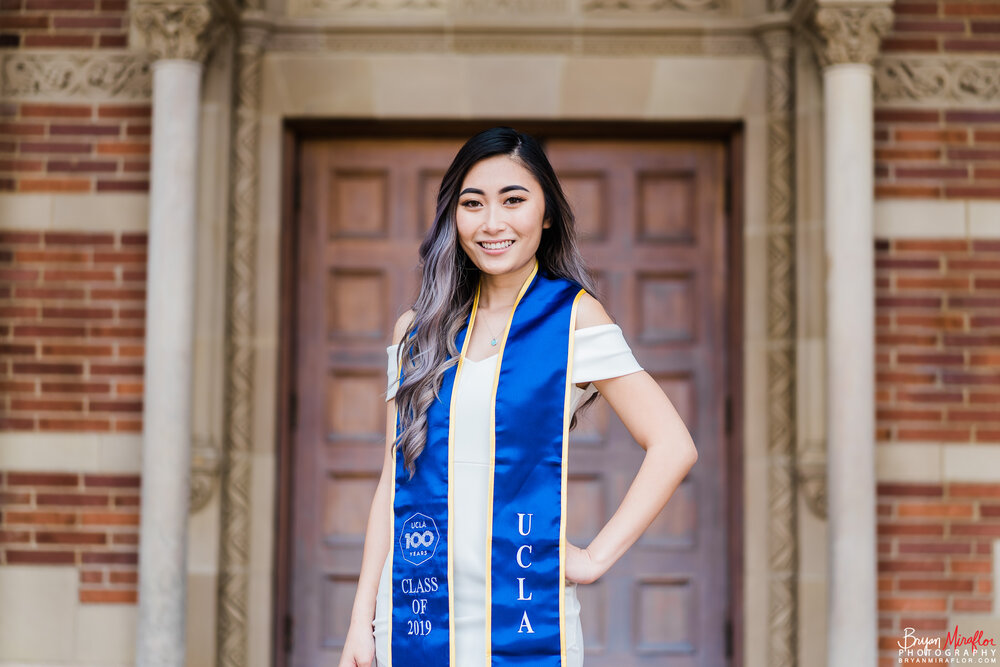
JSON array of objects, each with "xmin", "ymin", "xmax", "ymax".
[{"xmin": 394, "ymin": 126, "xmax": 599, "ymax": 478}]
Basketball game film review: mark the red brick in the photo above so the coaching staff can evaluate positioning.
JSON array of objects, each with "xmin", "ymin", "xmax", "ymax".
[
  {"xmin": 0, "ymin": 122, "xmax": 46, "ymax": 135},
  {"xmin": 80, "ymin": 551, "xmax": 137, "ymax": 564},
  {"xmin": 79, "ymin": 589, "xmax": 136, "ymax": 603},
  {"xmin": 80, "ymin": 570, "xmax": 103, "ymax": 583},
  {"xmin": 42, "ymin": 231, "xmax": 115, "ymax": 245},
  {"xmin": 951, "ymin": 483, "xmax": 1000, "ymax": 498},
  {"xmin": 36, "ymin": 493, "xmax": 109, "ymax": 506},
  {"xmin": 5, "ymin": 511, "xmax": 76, "ymax": 525},
  {"xmin": 18, "ymin": 103, "xmax": 91, "ymax": 118},
  {"xmin": 894, "ymin": 0, "xmax": 939, "ymax": 16},
  {"xmin": 96, "ymin": 106, "xmax": 150, "ymax": 119},
  {"xmin": 878, "ymin": 559, "xmax": 945, "ymax": 573},
  {"xmin": 877, "ymin": 483, "xmax": 944, "ymax": 497},
  {"xmin": 943, "ymin": 37, "xmax": 1000, "ymax": 50},
  {"xmin": 47, "ymin": 160, "xmax": 118, "ymax": 173},
  {"xmin": 13, "ymin": 324, "xmax": 87, "ymax": 337},
  {"xmin": 15, "ymin": 248, "xmax": 89, "ymax": 263},
  {"xmin": 971, "ymin": 20, "xmax": 1000, "ymax": 33},
  {"xmin": 6, "ymin": 472, "xmax": 79, "ymax": 487},
  {"xmin": 42, "ymin": 268, "xmax": 116, "ymax": 282},
  {"xmin": 108, "ymin": 570, "xmax": 138, "ymax": 584},
  {"xmin": 83, "ymin": 474, "xmax": 140, "ymax": 488},
  {"xmin": 895, "ymin": 128, "xmax": 968, "ymax": 143},
  {"xmin": 41, "ymin": 343, "xmax": 113, "ymax": 356},
  {"xmin": 896, "ymin": 578, "xmax": 975, "ymax": 593},
  {"xmin": 38, "ymin": 417, "xmax": 111, "ymax": 430},
  {"xmin": 878, "ymin": 596, "xmax": 948, "ymax": 611},
  {"xmin": 52, "ymin": 16, "xmax": 122, "ymax": 28},
  {"xmin": 944, "ymin": 110, "xmax": 1000, "ymax": 124},
  {"xmin": 14, "ymin": 285, "xmax": 86, "ymax": 300},
  {"xmin": 10, "ymin": 398, "xmax": 84, "ymax": 411},
  {"xmin": 5, "ymin": 549, "xmax": 76, "ymax": 564},
  {"xmin": 41, "ymin": 381, "xmax": 112, "ymax": 394},
  {"xmin": 876, "ymin": 184, "xmax": 942, "ymax": 198},
  {"xmin": 876, "ymin": 109, "xmax": 940, "ymax": 123},
  {"xmin": 96, "ymin": 179, "xmax": 149, "ymax": 192},
  {"xmin": 0, "ymin": 530, "xmax": 31, "ymax": 544},
  {"xmin": 951, "ymin": 558, "xmax": 993, "ymax": 573},
  {"xmin": 943, "ymin": 2, "xmax": 1000, "ymax": 15},
  {"xmin": 36, "ymin": 531, "xmax": 107, "ymax": 545},
  {"xmin": 98, "ymin": 34, "xmax": 128, "ymax": 48},
  {"xmin": 19, "ymin": 178, "xmax": 90, "ymax": 193},
  {"xmin": 12, "ymin": 361, "xmax": 83, "ymax": 375},
  {"xmin": 883, "ymin": 36, "xmax": 940, "ymax": 51},
  {"xmin": 23, "ymin": 34, "xmax": 95, "ymax": 48}
]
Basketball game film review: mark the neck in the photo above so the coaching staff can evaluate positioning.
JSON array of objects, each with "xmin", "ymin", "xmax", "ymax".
[{"xmin": 477, "ymin": 259, "xmax": 536, "ymax": 310}]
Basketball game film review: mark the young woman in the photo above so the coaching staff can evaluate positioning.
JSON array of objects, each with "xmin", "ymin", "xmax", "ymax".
[{"xmin": 338, "ymin": 127, "xmax": 699, "ymax": 667}]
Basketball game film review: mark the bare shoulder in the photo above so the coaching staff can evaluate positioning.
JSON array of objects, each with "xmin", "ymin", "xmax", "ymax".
[
  {"xmin": 574, "ymin": 291, "xmax": 614, "ymax": 330},
  {"xmin": 392, "ymin": 309, "xmax": 416, "ymax": 346}
]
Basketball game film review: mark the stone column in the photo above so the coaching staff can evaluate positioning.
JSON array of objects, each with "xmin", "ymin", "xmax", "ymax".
[
  {"xmin": 811, "ymin": 3, "xmax": 893, "ymax": 666},
  {"xmin": 130, "ymin": 4, "xmax": 223, "ymax": 666}
]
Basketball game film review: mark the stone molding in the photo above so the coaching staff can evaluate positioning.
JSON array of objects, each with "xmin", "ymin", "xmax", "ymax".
[
  {"xmin": 875, "ymin": 56, "xmax": 1000, "ymax": 108},
  {"xmin": 759, "ymin": 24, "xmax": 801, "ymax": 667},
  {"xmin": 0, "ymin": 52, "xmax": 152, "ymax": 101},
  {"xmin": 131, "ymin": 1, "xmax": 228, "ymax": 63},
  {"xmin": 216, "ymin": 19, "xmax": 268, "ymax": 667},
  {"xmin": 811, "ymin": 3, "xmax": 893, "ymax": 67}
]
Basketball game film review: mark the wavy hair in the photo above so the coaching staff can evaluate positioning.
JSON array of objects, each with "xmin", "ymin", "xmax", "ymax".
[{"xmin": 393, "ymin": 126, "xmax": 600, "ymax": 478}]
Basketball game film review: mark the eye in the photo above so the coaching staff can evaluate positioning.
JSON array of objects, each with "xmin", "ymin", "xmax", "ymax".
[
  {"xmin": 460, "ymin": 199, "xmax": 483, "ymax": 209},
  {"xmin": 504, "ymin": 196, "xmax": 525, "ymax": 205}
]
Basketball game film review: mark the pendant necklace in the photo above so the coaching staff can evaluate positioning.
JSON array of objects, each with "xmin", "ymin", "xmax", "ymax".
[{"xmin": 479, "ymin": 305, "xmax": 515, "ymax": 346}]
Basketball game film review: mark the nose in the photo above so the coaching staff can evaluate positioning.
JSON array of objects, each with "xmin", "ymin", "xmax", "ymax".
[{"xmin": 483, "ymin": 202, "xmax": 507, "ymax": 233}]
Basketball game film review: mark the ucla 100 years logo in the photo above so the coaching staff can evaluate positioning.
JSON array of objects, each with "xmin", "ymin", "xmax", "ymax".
[{"xmin": 399, "ymin": 513, "xmax": 440, "ymax": 566}]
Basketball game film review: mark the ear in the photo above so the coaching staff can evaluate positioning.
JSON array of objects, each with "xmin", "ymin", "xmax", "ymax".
[{"xmin": 542, "ymin": 217, "xmax": 552, "ymax": 229}]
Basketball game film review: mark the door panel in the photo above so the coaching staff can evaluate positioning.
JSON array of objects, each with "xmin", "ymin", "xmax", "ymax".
[
  {"xmin": 547, "ymin": 141, "xmax": 729, "ymax": 666},
  {"xmin": 289, "ymin": 136, "xmax": 731, "ymax": 667}
]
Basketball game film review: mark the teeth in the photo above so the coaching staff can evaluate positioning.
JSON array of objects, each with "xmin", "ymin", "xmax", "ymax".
[{"xmin": 480, "ymin": 240, "xmax": 514, "ymax": 250}]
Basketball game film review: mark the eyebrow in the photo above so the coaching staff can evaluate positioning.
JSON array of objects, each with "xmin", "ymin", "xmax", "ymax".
[{"xmin": 458, "ymin": 184, "xmax": 530, "ymax": 197}]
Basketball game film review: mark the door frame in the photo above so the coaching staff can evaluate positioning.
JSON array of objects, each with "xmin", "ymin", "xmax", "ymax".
[{"xmin": 273, "ymin": 119, "xmax": 745, "ymax": 667}]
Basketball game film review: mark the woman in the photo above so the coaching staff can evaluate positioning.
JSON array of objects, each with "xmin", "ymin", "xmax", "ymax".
[{"xmin": 338, "ymin": 127, "xmax": 699, "ymax": 667}]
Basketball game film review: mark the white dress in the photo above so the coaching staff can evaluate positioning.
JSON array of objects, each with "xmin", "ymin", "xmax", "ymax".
[{"xmin": 374, "ymin": 323, "xmax": 643, "ymax": 667}]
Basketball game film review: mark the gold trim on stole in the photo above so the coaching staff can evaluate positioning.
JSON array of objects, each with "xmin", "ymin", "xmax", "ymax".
[{"xmin": 560, "ymin": 288, "xmax": 587, "ymax": 664}]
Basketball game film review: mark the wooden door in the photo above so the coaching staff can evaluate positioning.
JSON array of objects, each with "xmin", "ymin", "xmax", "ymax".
[
  {"xmin": 286, "ymin": 136, "xmax": 732, "ymax": 666},
  {"xmin": 546, "ymin": 140, "xmax": 731, "ymax": 666}
]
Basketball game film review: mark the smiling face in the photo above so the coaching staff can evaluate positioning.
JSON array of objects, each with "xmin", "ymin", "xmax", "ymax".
[{"xmin": 455, "ymin": 154, "xmax": 551, "ymax": 278}]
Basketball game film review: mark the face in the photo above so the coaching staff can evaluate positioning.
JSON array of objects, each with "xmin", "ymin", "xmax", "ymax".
[{"xmin": 455, "ymin": 154, "xmax": 551, "ymax": 278}]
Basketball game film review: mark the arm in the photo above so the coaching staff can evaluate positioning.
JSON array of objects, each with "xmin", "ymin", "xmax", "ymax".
[
  {"xmin": 340, "ymin": 310, "xmax": 415, "ymax": 666},
  {"xmin": 564, "ymin": 296, "xmax": 699, "ymax": 585}
]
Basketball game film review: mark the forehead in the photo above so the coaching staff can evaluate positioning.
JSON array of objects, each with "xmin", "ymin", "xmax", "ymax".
[{"xmin": 461, "ymin": 155, "xmax": 539, "ymax": 189}]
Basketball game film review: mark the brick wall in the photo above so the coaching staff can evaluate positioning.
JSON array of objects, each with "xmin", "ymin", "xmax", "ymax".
[
  {"xmin": 0, "ymin": 103, "xmax": 151, "ymax": 193},
  {"xmin": 1, "ymin": 229, "xmax": 147, "ymax": 431},
  {"xmin": 875, "ymin": 0, "xmax": 1000, "ymax": 199},
  {"xmin": 876, "ymin": 238, "xmax": 1000, "ymax": 443},
  {"xmin": 0, "ymin": 471, "xmax": 141, "ymax": 603},
  {"xmin": 0, "ymin": 0, "xmax": 128, "ymax": 49},
  {"xmin": 877, "ymin": 482, "xmax": 999, "ymax": 666}
]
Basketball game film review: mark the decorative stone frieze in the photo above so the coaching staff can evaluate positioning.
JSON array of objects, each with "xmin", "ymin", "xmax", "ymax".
[
  {"xmin": 0, "ymin": 52, "xmax": 152, "ymax": 101},
  {"xmin": 875, "ymin": 56, "xmax": 1000, "ymax": 108}
]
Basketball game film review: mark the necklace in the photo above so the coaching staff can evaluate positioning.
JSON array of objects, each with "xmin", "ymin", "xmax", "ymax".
[
  {"xmin": 481, "ymin": 313, "xmax": 501, "ymax": 346},
  {"xmin": 478, "ymin": 304, "xmax": 515, "ymax": 346}
]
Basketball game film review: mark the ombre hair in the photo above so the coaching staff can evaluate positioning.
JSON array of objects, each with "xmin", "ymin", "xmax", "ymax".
[{"xmin": 394, "ymin": 126, "xmax": 599, "ymax": 478}]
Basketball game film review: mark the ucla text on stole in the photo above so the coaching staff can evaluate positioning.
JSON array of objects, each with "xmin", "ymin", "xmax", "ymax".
[{"xmin": 400, "ymin": 512, "xmax": 541, "ymax": 636}]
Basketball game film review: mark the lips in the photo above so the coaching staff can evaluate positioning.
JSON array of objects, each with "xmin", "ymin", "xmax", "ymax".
[{"xmin": 478, "ymin": 240, "xmax": 515, "ymax": 250}]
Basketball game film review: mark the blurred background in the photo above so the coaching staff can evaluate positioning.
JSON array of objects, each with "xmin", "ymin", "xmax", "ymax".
[{"xmin": 1, "ymin": 0, "xmax": 999, "ymax": 666}]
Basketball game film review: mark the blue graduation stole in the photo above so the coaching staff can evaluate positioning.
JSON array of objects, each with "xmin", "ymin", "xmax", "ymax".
[{"xmin": 388, "ymin": 258, "xmax": 586, "ymax": 666}]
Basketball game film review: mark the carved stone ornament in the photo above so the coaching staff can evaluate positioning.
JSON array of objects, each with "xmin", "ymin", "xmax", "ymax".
[
  {"xmin": 875, "ymin": 56, "xmax": 1000, "ymax": 108},
  {"xmin": 190, "ymin": 435, "xmax": 222, "ymax": 513},
  {"xmin": 132, "ymin": 2, "xmax": 226, "ymax": 63},
  {"xmin": 583, "ymin": 0, "xmax": 728, "ymax": 13},
  {"xmin": 813, "ymin": 4, "xmax": 893, "ymax": 67},
  {"xmin": 296, "ymin": 0, "xmax": 443, "ymax": 12},
  {"xmin": 0, "ymin": 52, "xmax": 152, "ymax": 101}
]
